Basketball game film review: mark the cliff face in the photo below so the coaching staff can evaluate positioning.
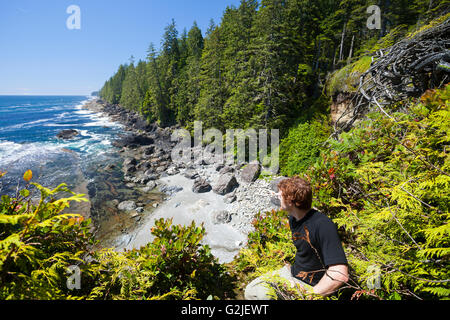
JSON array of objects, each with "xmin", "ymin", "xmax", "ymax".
[
  {"xmin": 330, "ymin": 92, "xmax": 355, "ymax": 127},
  {"xmin": 327, "ymin": 59, "xmax": 370, "ymax": 129}
]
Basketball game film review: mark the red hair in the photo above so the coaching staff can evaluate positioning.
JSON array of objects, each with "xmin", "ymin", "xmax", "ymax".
[{"xmin": 278, "ymin": 176, "xmax": 312, "ymax": 210}]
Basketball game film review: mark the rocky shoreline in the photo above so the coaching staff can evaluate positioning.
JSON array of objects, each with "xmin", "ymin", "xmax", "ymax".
[{"xmin": 82, "ymin": 98, "xmax": 285, "ymax": 262}]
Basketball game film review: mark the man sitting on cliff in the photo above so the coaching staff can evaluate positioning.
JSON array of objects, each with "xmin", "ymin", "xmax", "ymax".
[{"xmin": 244, "ymin": 176, "xmax": 349, "ymax": 299}]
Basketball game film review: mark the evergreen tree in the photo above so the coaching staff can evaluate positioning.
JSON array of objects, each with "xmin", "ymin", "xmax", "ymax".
[
  {"xmin": 194, "ymin": 15, "xmax": 227, "ymax": 130},
  {"xmin": 142, "ymin": 43, "xmax": 167, "ymax": 124},
  {"xmin": 98, "ymin": 0, "xmax": 447, "ymax": 133},
  {"xmin": 176, "ymin": 22, "xmax": 204, "ymax": 126}
]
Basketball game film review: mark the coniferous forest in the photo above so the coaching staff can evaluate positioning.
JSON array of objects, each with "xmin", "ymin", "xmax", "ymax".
[
  {"xmin": 1, "ymin": 0, "xmax": 449, "ymax": 301},
  {"xmin": 100, "ymin": 0, "xmax": 447, "ymax": 133}
]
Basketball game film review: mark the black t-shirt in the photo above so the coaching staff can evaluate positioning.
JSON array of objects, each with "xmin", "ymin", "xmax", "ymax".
[{"xmin": 289, "ymin": 209, "xmax": 347, "ymax": 286}]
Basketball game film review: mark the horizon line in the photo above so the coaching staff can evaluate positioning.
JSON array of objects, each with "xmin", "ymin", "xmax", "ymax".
[{"xmin": 0, "ymin": 94, "xmax": 94, "ymax": 97}]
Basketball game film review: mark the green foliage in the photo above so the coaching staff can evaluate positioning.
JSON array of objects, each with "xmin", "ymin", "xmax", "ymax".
[
  {"xmin": 327, "ymin": 55, "xmax": 372, "ymax": 97},
  {"xmin": 90, "ymin": 218, "xmax": 236, "ymax": 300},
  {"xmin": 99, "ymin": 1, "xmax": 446, "ymax": 131},
  {"xmin": 280, "ymin": 117, "xmax": 332, "ymax": 176},
  {"xmin": 406, "ymin": 12, "xmax": 450, "ymax": 39},
  {"xmin": 39, "ymin": 1, "xmax": 450, "ymax": 301},
  {"xmin": 307, "ymin": 84, "xmax": 450, "ymax": 299},
  {"xmin": 236, "ymin": 85, "xmax": 449, "ymax": 301},
  {"xmin": 0, "ymin": 172, "xmax": 98, "ymax": 299},
  {"xmin": 0, "ymin": 173, "xmax": 236, "ymax": 300},
  {"xmin": 230, "ymin": 209, "xmax": 296, "ymax": 285}
]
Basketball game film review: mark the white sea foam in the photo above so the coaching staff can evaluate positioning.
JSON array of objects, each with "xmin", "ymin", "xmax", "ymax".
[
  {"xmin": 79, "ymin": 130, "xmax": 90, "ymax": 136},
  {"xmin": 26, "ymin": 118, "xmax": 53, "ymax": 126},
  {"xmin": 0, "ymin": 98, "xmax": 121, "ymax": 169},
  {"xmin": 58, "ymin": 112, "xmax": 71, "ymax": 118},
  {"xmin": 83, "ymin": 115, "xmax": 122, "ymax": 128},
  {"xmin": 0, "ymin": 118, "xmax": 53, "ymax": 131},
  {"xmin": 0, "ymin": 140, "xmax": 23, "ymax": 154},
  {"xmin": 43, "ymin": 123, "xmax": 78, "ymax": 127},
  {"xmin": 0, "ymin": 140, "xmax": 62, "ymax": 167},
  {"xmin": 74, "ymin": 100, "xmax": 90, "ymax": 110},
  {"xmin": 73, "ymin": 100, "xmax": 122, "ymax": 128},
  {"xmin": 74, "ymin": 109, "xmax": 94, "ymax": 116}
]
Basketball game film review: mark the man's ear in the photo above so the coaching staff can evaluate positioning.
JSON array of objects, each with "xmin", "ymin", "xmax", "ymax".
[{"xmin": 286, "ymin": 199, "xmax": 295, "ymax": 207}]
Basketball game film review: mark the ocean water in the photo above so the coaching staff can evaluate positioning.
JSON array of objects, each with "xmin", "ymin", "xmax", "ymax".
[
  {"xmin": 0, "ymin": 95, "xmax": 123, "ymax": 196},
  {"xmin": 0, "ymin": 96, "xmax": 163, "ymax": 246}
]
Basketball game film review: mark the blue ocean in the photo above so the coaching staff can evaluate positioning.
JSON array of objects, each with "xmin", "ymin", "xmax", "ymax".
[
  {"xmin": 0, "ymin": 96, "xmax": 162, "ymax": 246},
  {"xmin": 0, "ymin": 95, "xmax": 123, "ymax": 196}
]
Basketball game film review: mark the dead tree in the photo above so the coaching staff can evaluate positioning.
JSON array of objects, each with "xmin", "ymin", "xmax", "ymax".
[{"xmin": 334, "ymin": 17, "xmax": 450, "ymax": 132}]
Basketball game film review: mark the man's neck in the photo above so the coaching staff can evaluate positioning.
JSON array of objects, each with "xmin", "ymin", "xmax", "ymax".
[{"xmin": 289, "ymin": 207, "xmax": 310, "ymax": 222}]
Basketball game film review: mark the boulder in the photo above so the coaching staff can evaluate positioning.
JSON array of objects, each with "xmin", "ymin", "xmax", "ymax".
[
  {"xmin": 135, "ymin": 207, "xmax": 144, "ymax": 213},
  {"xmin": 123, "ymin": 164, "xmax": 136, "ymax": 174},
  {"xmin": 240, "ymin": 161, "xmax": 261, "ymax": 183},
  {"xmin": 224, "ymin": 191, "xmax": 237, "ymax": 204},
  {"xmin": 159, "ymin": 185, "xmax": 183, "ymax": 196},
  {"xmin": 192, "ymin": 178, "xmax": 212, "ymax": 193},
  {"xmin": 155, "ymin": 166, "xmax": 167, "ymax": 173},
  {"xmin": 118, "ymin": 200, "xmax": 137, "ymax": 211},
  {"xmin": 270, "ymin": 196, "xmax": 281, "ymax": 207},
  {"xmin": 166, "ymin": 166, "xmax": 179, "ymax": 175},
  {"xmin": 123, "ymin": 158, "xmax": 137, "ymax": 167},
  {"xmin": 145, "ymin": 173, "xmax": 159, "ymax": 181},
  {"xmin": 56, "ymin": 129, "xmax": 79, "ymax": 140},
  {"xmin": 184, "ymin": 169, "xmax": 199, "ymax": 180},
  {"xmin": 159, "ymin": 161, "xmax": 170, "ymax": 167},
  {"xmin": 142, "ymin": 145, "xmax": 156, "ymax": 157},
  {"xmin": 213, "ymin": 174, "xmax": 239, "ymax": 195},
  {"xmin": 137, "ymin": 161, "xmax": 152, "ymax": 172},
  {"xmin": 143, "ymin": 168, "xmax": 154, "ymax": 175},
  {"xmin": 112, "ymin": 134, "xmax": 154, "ymax": 148},
  {"xmin": 146, "ymin": 181, "xmax": 157, "ymax": 190},
  {"xmin": 132, "ymin": 172, "xmax": 152, "ymax": 185},
  {"xmin": 212, "ymin": 210, "xmax": 232, "ymax": 224},
  {"xmin": 269, "ymin": 176, "xmax": 289, "ymax": 192},
  {"xmin": 219, "ymin": 165, "xmax": 235, "ymax": 175},
  {"xmin": 150, "ymin": 158, "xmax": 161, "ymax": 165},
  {"xmin": 122, "ymin": 158, "xmax": 137, "ymax": 173}
]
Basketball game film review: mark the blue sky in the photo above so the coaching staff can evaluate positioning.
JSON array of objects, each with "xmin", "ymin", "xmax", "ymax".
[{"xmin": 0, "ymin": 0, "xmax": 241, "ymax": 95}]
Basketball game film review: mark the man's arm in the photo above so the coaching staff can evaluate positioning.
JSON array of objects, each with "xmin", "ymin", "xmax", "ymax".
[{"xmin": 312, "ymin": 264, "xmax": 349, "ymax": 296}]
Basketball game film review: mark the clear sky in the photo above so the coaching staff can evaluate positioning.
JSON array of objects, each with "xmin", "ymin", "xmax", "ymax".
[{"xmin": 0, "ymin": 0, "xmax": 241, "ymax": 95}]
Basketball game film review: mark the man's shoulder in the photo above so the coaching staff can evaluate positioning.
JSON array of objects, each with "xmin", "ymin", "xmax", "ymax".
[{"xmin": 309, "ymin": 209, "xmax": 336, "ymax": 227}]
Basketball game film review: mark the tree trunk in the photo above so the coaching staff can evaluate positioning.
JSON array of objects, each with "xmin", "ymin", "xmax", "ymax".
[
  {"xmin": 347, "ymin": 34, "xmax": 355, "ymax": 63},
  {"xmin": 339, "ymin": 22, "xmax": 346, "ymax": 62}
]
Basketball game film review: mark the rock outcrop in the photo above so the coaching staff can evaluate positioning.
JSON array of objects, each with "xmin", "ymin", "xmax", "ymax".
[
  {"xmin": 213, "ymin": 174, "xmax": 239, "ymax": 195},
  {"xmin": 56, "ymin": 129, "xmax": 79, "ymax": 140},
  {"xmin": 240, "ymin": 161, "xmax": 261, "ymax": 183}
]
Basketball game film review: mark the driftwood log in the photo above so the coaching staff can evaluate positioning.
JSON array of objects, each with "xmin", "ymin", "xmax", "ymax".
[{"xmin": 334, "ymin": 17, "xmax": 450, "ymax": 132}]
